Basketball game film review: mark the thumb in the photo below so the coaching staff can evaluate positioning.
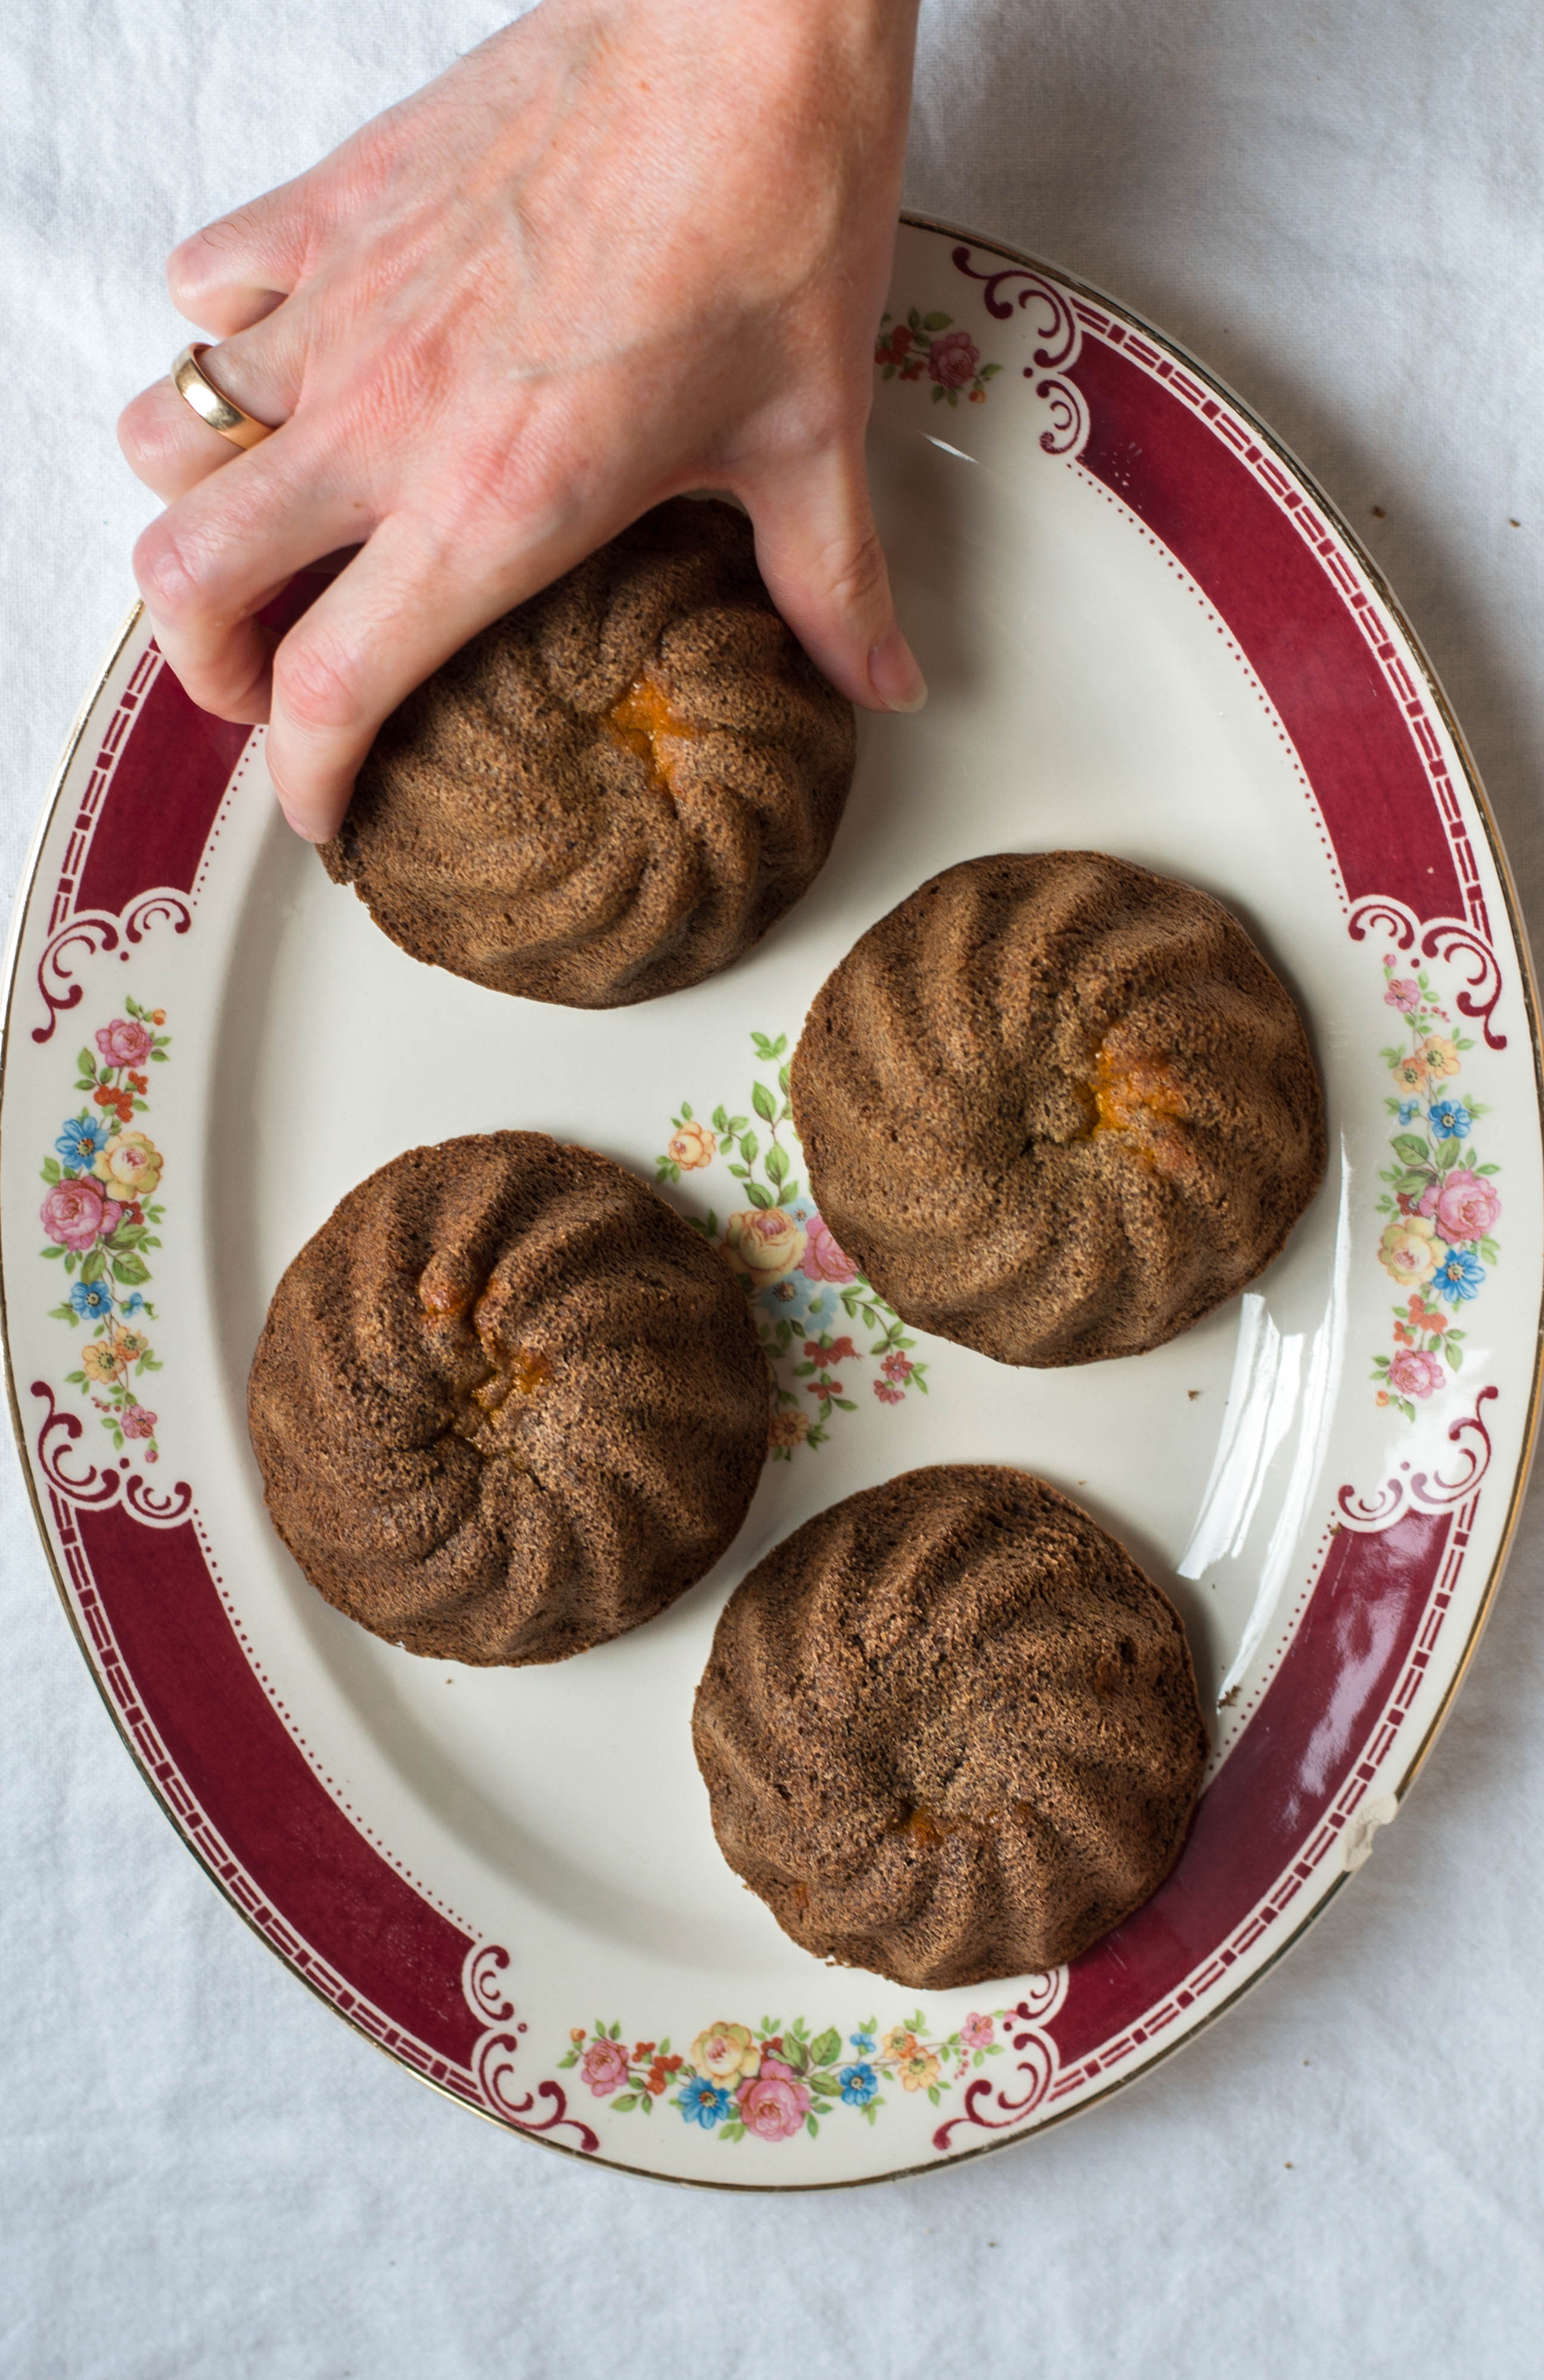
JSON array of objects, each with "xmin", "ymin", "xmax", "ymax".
[{"xmin": 743, "ymin": 445, "xmax": 926, "ymax": 715}]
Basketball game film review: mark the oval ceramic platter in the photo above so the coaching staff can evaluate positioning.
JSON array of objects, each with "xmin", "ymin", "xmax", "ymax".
[{"xmin": 4, "ymin": 218, "xmax": 1542, "ymax": 2190}]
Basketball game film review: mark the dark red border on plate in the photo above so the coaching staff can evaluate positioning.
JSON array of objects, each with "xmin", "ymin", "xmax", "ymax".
[
  {"xmin": 72, "ymin": 575, "xmax": 325, "ymax": 923},
  {"xmin": 1070, "ymin": 337, "xmax": 1464, "ymax": 923},
  {"xmin": 76, "ymin": 668, "xmax": 250, "ymax": 917},
  {"xmin": 1052, "ymin": 1503, "xmax": 1449, "ymax": 2062},
  {"xmin": 77, "ymin": 1499, "xmax": 481, "ymax": 2062}
]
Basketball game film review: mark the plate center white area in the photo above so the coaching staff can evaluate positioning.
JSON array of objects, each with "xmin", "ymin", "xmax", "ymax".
[{"xmin": 204, "ymin": 405, "xmax": 1360, "ymax": 1977}]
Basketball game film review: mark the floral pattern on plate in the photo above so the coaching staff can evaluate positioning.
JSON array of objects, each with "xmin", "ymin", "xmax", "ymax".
[
  {"xmin": 560, "ymin": 2007, "xmax": 1009, "ymax": 2143},
  {"xmin": 874, "ymin": 307, "xmax": 1002, "ymax": 406},
  {"xmin": 1373, "ymin": 954, "xmax": 1500, "ymax": 1419},
  {"xmin": 655, "ymin": 1029, "xmax": 928, "ymax": 1454},
  {"xmin": 38, "ymin": 997, "xmax": 170, "ymax": 1459}
]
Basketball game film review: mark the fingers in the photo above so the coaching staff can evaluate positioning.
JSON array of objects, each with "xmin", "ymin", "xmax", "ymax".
[
  {"xmin": 260, "ymin": 511, "xmax": 604, "ymax": 842},
  {"xmin": 167, "ymin": 185, "xmax": 311, "ymax": 337},
  {"xmin": 118, "ymin": 378, "xmax": 240, "ymax": 504},
  {"xmin": 132, "ymin": 430, "xmax": 367, "ymax": 725},
  {"xmin": 117, "ymin": 373, "xmax": 274, "ymax": 506},
  {"xmin": 119, "ymin": 315, "xmax": 305, "ymax": 504},
  {"xmin": 743, "ymin": 443, "xmax": 925, "ymax": 715}
]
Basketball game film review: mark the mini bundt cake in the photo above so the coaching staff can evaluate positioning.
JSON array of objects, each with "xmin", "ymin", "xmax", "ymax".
[
  {"xmin": 789, "ymin": 851, "xmax": 1325, "ymax": 1366},
  {"xmin": 319, "ymin": 498, "xmax": 856, "ymax": 1008},
  {"xmin": 693, "ymin": 1465, "xmax": 1208, "ymax": 1987},
  {"xmin": 247, "ymin": 1133, "xmax": 770, "ymax": 1665}
]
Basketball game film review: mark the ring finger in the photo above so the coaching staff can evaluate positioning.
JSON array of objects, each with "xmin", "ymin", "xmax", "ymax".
[{"xmin": 117, "ymin": 314, "xmax": 304, "ymax": 504}]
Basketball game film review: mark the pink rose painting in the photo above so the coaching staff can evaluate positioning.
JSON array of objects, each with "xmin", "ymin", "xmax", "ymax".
[
  {"xmin": 580, "ymin": 2038, "xmax": 632, "ymax": 2098},
  {"xmin": 662, "ymin": 1031, "xmax": 930, "ymax": 1455},
  {"xmin": 736, "ymin": 2057, "xmax": 812, "ymax": 2142},
  {"xmin": 1387, "ymin": 1349, "xmax": 1444, "ymax": 1400},
  {"xmin": 878, "ymin": 308, "xmax": 1001, "ymax": 405},
  {"xmin": 927, "ymin": 328, "xmax": 980, "ymax": 390},
  {"xmin": 579, "ymin": 1999, "xmax": 1028, "ymax": 2146},
  {"xmin": 800, "ymin": 1214, "xmax": 859, "ymax": 1286},
  {"xmin": 1374, "ymin": 953, "xmax": 1502, "ymax": 1419},
  {"xmin": 40, "ymin": 1177, "xmax": 120, "ymax": 1252},
  {"xmin": 95, "ymin": 1017, "xmax": 153, "ymax": 1068},
  {"xmin": 1433, "ymin": 1169, "xmax": 1500, "ymax": 1245},
  {"xmin": 39, "ymin": 998, "xmax": 170, "ymax": 1468}
]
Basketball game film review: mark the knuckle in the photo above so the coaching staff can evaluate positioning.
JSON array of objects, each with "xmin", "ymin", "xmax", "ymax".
[
  {"xmin": 442, "ymin": 435, "xmax": 523, "ymax": 522},
  {"xmin": 167, "ymin": 206, "xmax": 266, "ymax": 302},
  {"xmin": 116, "ymin": 389, "xmax": 169, "ymax": 472},
  {"xmin": 333, "ymin": 370, "xmax": 421, "ymax": 471},
  {"xmin": 396, "ymin": 426, "xmax": 570, "ymax": 566},
  {"xmin": 823, "ymin": 520, "xmax": 889, "ymax": 618},
  {"xmin": 340, "ymin": 117, "xmax": 408, "ymax": 202},
  {"xmin": 132, "ymin": 520, "xmax": 213, "ymax": 625},
  {"xmin": 164, "ymin": 248, "xmax": 208, "ymax": 314},
  {"xmin": 440, "ymin": 440, "xmax": 553, "ymax": 541},
  {"xmin": 167, "ymin": 239, "xmax": 229, "ymax": 314},
  {"xmin": 272, "ymin": 631, "xmax": 363, "ymax": 733}
]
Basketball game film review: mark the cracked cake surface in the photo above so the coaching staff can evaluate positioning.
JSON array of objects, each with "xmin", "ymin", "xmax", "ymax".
[
  {"xmin": 692, "ymin": 1464, "xmax": 1209, "ymax": 1989},
  {"xmin": 247, "ymin": 1132, "xmax": 770, "ymax": 1665},
  {"xmin": 789, "ymin": 849, "xmax": 1326, "ymax": 1366},
  {"xmin": 319, "ymin": 498, "xmax": 856, "ymax": 1009}
]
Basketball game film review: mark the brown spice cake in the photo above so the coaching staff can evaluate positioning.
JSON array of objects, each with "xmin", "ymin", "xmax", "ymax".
[
  {"xmin": 790, "ymin": 851, "xmax": 1325, "ymax": 1366},
  {"xmin": 692, "ymin": 1465, "xmax": 1208, "ymax": 1988},
  {"xmin": 247, "ymin": 1133, "xmax": 770, "ymax": 1666},
  {"xmin": 319, "ymin": 498, "xmax": 856, "ymax": 1008}
]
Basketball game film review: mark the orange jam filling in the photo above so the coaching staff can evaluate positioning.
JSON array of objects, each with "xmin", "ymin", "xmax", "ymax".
[
  {"xmin": 467, "ymin": 1342, "xmax": 552, "ymax": 1417},
  {"xmin": 902, "ymin": 1806, "xmax": 997, "ymax": 1850},
  {"xmin": 422, "ymin": 1261, "xmax": 553, "ymax": 1460},
  {"xmin": 506, "ymin": 1345, "xmax": 553, "ymax": 1398},
  {"xmin": 604, "ymin": 673, "xmax": 698, "ymax": 790},
  {"xmin": 1091, "ymin": 1044, "xmax": 1190, "ymax": 1133},
  {"xmin": 1077, "ymin": 1041, "xmax": 1193, "ymax": 1173},
  {"xmin": 448, "ymin": 1327, "xmax": 553, "ymax": 1463},
  {"xmin": 419, "ymin": 1276, "xmax": 473, "ymax": 1320}
]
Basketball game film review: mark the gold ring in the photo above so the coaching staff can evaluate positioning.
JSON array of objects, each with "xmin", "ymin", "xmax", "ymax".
[{"xmin": 170, "ymin": 343, "xmax": 276, "ymax": 451}]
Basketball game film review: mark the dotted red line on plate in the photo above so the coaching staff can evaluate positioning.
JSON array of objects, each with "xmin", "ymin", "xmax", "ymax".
[
  {"xmin": 191, "ymin": 734, "xmax": 265, "ymax": 902},
  {"xmin": 192, "ymin": 1509, "xmax": 474, "ymax": 1935},
  {"xmin": 48, "ymin": 1488, "xmax": 477, "ymax": 2096},
  {"xmin": 1206, "ymin": 1518, "xmax": 1341, "ymax": 1765},
  {"xmin": 1070, "ymin": 462, "xmax": 1349, "ymax": 917},
  {"xmin": 1045, "ymin": 1493, "xmax": 1475, "ymax": 2108},
  {"xmin": 1065, "ymin": 302, "xmax": 1490, "ymax": 942}
]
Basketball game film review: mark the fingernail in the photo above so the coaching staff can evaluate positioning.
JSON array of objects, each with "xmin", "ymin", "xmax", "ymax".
[{"xmin": 868, "ymin": 626, "xmax": 928, "ymax": 713}]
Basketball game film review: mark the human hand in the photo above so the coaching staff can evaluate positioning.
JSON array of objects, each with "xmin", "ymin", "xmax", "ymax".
[{"xmin": 117, "ymin": 0, "xmax": 924, "ymax": 842}]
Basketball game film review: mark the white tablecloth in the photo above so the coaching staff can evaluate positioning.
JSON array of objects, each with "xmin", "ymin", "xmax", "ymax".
[{"xmin": 4, "ymin": 3, "xmax": 1543, "ymax": 2371}]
